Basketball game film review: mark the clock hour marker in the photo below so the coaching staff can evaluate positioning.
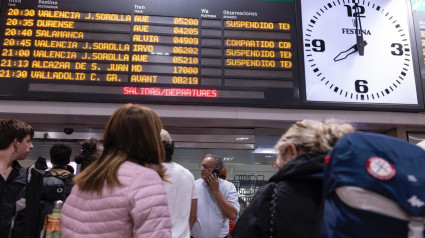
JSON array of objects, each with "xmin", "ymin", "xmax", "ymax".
[
  {"xmin": 334, "ymin": 87, "xmax": 338, "ymax": 92},
  {"xmin": 401, "ymin": 71, "xmax": 406, "ymax": 76},
  {"xmin": 395, "ymin": 24, "xmax": 400, "ymax": 28},
  {"xmin": 305, "ymin": 44, "xmax": 311, "ymax": 47},
  {"xmin": 376, "ymin": 6, "xmax": 381, "ymax": 11},
  {"xmin": 310, "ymin": 19, "xmax": 316, "ymax": 24},
  {"xmin": 385, "ymin": 89, "xmax": 390, "ymax": 94},
  {"xmin": 360, "ymin": 95, "xmax": 364, "ymax": 100},
  {"xmin": 313, "ymin": 68, "xmax": 319, "ymax": 72},
  {"xmin": 327, "ymin": 3, "xmax": 332, "ymax": 8}
]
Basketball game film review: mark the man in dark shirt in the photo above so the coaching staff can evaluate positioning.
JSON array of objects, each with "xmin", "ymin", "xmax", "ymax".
[{"xmin": 0, "ymin": 119, "xmax": 34, "ymax": 238}]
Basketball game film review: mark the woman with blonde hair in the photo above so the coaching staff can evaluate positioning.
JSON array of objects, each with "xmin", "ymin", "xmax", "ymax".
[
  {"xmin": 231, "ymin": 119, "xmax": 354, "ymax": 238},
  {"xmin": 61, "ymin": 104, "xmax": 172, "ymax": 237}
]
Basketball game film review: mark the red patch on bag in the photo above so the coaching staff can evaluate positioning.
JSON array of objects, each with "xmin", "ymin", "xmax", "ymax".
[
  {"xmin": 324, "ymin": 155, "xmax": 331, "ymax": 164},
  {"xmin": 365, "ymin": 157, "xmax": 396, "ymax": 181}
]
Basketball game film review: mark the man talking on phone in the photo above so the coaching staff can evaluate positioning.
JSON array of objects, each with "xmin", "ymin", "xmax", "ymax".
[{"xmin": 191, "ymin": 154, "xmax": 239, "ymax": 238}]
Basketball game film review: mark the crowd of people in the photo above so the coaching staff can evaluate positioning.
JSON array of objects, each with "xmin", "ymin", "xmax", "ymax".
[{"xmin": 1, "ymin": 103, "xmax": 424, "ymax": 238}]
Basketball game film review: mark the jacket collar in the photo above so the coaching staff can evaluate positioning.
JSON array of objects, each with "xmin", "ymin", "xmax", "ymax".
[{"xmin": 268, "ymin": 151, "xmax": 325, "ymax": 182}]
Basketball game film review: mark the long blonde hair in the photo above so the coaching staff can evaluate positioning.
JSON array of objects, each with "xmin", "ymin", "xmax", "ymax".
[
  {"xmin": 274, "ymin": 119, "xmax": 354, "ymax": 155},
  {"xmin": 73, "ymin": 104, "xmax": 166, "ymax": 194}
]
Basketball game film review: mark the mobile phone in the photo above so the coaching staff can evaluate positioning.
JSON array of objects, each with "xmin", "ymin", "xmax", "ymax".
[{"xmin": 212, "ymin": 168, "xmax": 220, "ymax": 178}]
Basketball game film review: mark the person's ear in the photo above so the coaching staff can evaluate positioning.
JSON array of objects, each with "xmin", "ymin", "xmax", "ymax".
[
  {"xmin": 12, "ymin": 138, "xmax": 19, "ymax": 148},
  {"xmin": 287, "ymin": 143, "xmax": 298, "ymax": 159}
]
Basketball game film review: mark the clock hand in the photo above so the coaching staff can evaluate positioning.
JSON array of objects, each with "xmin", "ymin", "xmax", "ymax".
[
  {"xmin": 334, "ymin": 44, "xmax": 358, "ymax": 62},
  {"xmin": 354, "ymin": 3, "xmax": 367, "ymax": 56}
]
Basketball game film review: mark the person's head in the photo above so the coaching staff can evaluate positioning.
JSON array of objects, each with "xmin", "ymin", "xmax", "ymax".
[
  {"xmin": 74, "ymin": 104, "xmax": 166, "ymax": 193},
  {"xmin": 74, "ymin": 138, "xmax": 100, "ymax": 171},
  {"xmin": 200, "ymin": 154, "xmax": 223, "ymax": 181},
  {"xmin": 273, "ymin": 119, "xmax": 354, "ymax": 169},
  {"xmin": 161, "ymin": 129, "xmax": 174, "ymax": 162},
  {"xmin": 50, "ymin": 144, "xmax": 72, "ymax": 167},
  {"xmin": 0, "ymin": 119, "xmax": 34, "ymax": 160}
]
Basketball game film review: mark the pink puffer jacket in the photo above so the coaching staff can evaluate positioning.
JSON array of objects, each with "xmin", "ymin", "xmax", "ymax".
[{"xmin": 61, "ymin": 161, "xmax": 172, "ymax": 238}]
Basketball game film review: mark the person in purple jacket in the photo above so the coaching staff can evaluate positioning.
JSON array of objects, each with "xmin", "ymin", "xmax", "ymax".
[{"xmin": 61, "ymin": 103, "xmax": 172, "ymax": 238}]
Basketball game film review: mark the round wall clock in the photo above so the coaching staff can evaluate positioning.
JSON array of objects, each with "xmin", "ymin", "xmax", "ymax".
[{"xmin": 301, "ymin": 0, "xmax": 419, "ymax": 104}]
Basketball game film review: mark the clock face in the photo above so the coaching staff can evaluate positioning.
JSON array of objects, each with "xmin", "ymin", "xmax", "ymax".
[{"xmin": 301, "ymin": 0, "xmax": 419, "ymax": 104}]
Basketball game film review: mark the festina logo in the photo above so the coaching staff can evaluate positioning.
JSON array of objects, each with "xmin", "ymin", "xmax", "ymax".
[
  {"xmin": 408, "ymin": 195, "xmax": 425, "ymax": 208},
  {"xmin": 341, "ymin": 28, "xmax": 372, "ymax": 35}
]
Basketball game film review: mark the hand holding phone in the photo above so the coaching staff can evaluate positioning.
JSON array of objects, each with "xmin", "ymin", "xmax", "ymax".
[{"xmin": 212, "ymin": 168, "xmax": 220, "ymax": 178}]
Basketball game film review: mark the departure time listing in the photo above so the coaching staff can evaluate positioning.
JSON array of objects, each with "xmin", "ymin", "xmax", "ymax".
[{"xmin": 0, "ymin": 7, "xmax": 294, "ymax": 98}]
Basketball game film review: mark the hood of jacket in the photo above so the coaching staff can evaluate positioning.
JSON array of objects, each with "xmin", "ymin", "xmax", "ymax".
[{"xmin": 268, "ymin": 151, "xmax": 325, "ymax": 183}]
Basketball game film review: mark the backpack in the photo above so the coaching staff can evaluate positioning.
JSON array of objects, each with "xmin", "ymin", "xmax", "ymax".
[
  {"xmin": 11, "ymin": 168, "xmax": 74, "ymax": 238},
  {"xmin": 318, "ymin": 132, "xmax": 425, "ymax": 238}
]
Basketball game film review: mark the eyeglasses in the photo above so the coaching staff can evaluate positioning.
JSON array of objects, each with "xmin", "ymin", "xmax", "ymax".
[
  {"xmin": 200, "ymin": 163, "xmax": 214, "ymax": 170},
  {"xmin": 272, "ymin": 161, "xmax": 285, "ymax": 170}
]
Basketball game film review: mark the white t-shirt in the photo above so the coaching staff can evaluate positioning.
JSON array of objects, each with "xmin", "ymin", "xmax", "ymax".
[
  {"xmin": 190, "ymin": 178, "xmax": 240, "ymax": 238},
  {"xmin": 162, "ymin": 162, "xmax": 197, "ymax": 238}
]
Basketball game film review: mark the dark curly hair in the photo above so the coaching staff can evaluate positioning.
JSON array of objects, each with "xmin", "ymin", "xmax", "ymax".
[{"xmin": 50, "ymin": 144, "xmax": 72, "ymax": 166}]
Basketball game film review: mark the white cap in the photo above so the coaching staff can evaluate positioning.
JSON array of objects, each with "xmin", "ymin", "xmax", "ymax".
[{"xmin": 160, "ymin": 129, "xmax": 171, "ymax": 142}]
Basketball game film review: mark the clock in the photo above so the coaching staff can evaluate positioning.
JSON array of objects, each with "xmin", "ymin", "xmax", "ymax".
[{"xmin": 301, "ymin": 0, "xmax": 419, "ymax": 104}]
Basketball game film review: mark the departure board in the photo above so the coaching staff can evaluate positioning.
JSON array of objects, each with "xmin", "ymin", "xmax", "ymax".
[{"xmin": 0, "ymin": 0, "xmax": 299, "ymax": 107}]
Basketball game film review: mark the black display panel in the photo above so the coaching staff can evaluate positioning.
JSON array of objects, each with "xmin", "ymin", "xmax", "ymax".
[{"xmin": 0, "ymin": 0, "xmax": 300, "ymax": 107}]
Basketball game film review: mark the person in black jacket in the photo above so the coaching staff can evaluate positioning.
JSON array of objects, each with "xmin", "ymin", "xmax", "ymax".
[
  {"xmin": 74, "ymin": 138, "xmax": 100, "ymax": 172},
  {"xmin": 231, "ymin": 119, "xmax": 354, "ymax": 238},
  {"xmin": 0, "ymin": 119, "xmax": 34, "ymax": 238}
]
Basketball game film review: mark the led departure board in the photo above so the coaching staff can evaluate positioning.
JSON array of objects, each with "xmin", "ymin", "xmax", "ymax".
[
  {"xmin": 1, "ymin": 0, "xmax": 424, "ymax": 110},
  {"xmin": 0, "ymin": 0, "xmax": 299, "ymax": 107}
]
